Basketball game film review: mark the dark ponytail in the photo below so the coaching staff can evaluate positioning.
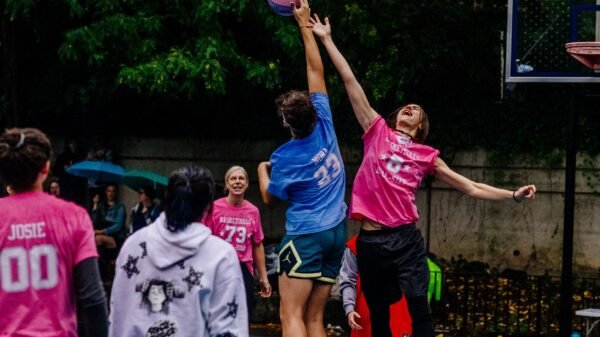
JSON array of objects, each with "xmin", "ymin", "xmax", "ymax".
[
  {"xmin": 164, "ymin": 165, "xmax": 215, "ymax": 232},
  {"xmin": 0, "ymin": 128, "xmax": 52, "ymax": 192}
]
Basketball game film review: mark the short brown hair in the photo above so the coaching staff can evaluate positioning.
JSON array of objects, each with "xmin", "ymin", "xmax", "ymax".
[
  {"xmin": 0, "ymin": 128, "xmax": 52, "ymax": 192},
  {"xmin": 385, "ymin": 104, "xmax": 430, "ymax": 143},
  {"xmin": 275, "ymin": 90, "xmax": 316, "ymax": 139}
]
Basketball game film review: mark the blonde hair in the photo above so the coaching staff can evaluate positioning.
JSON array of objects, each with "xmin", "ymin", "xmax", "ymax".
[{"xmin": 223, "ymin": 165, "xmax": 249, "ymax": 194}]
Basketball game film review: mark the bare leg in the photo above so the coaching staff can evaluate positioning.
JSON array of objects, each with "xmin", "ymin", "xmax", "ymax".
[
  {"xmin": 279, "ymin": 273, "xmax": 313, "ymax": 337},
  {"xmin": 95, "ymin": 234, "xmax": 116, "ymax": 249},
  {"xmin": 304, "ymin": 282, "xmax": 332, "ymax": 337}
]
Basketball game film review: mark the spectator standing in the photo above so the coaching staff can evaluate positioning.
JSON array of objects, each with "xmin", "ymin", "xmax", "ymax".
[
  {"xmin": 206, "ymin": 166, "xmax": 271, "ymax": 318},
  {"xmin": 109, "ymin": 165, "xmax": 248, "ymax": 337},
  {"xmin": 0, "ymin": 128, "xmax": 107, "ymax": 337}
]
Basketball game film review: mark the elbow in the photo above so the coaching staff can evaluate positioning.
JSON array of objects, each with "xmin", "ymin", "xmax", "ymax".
[
  {"xmin": 262, "ymin": 195, "xmax": 279, "ymax": 209},
  {"xmin": 260, "ymin": 193, "xmax": 273, "ymax": 207},
  {"xmin": 464, "ymin": 187, "xmax": 481, "ymax": 199},
  {"xmin": 264, "ymin": 199, "xmax": 278, "ymax": 209},
  {"xmin": 342, "ymin": 74, "xmax": 355, "ymax": 84}
]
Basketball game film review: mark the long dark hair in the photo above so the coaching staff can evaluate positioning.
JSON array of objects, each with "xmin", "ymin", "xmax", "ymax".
[
  {"xmin": 385, "ymin": 104, "xmax": 430, "ymax": 143},
  {"xmin": 0, "ymin": 128, "xmax": 52, "ymax": 192},
  {"xmin": 164, "ymin": 165, "xmax": 215, "ymax": 232}
]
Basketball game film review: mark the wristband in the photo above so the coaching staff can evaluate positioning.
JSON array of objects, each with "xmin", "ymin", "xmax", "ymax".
[{"xmin": 513, "ymin": 191, "xmax": 522, "ymax": 203}]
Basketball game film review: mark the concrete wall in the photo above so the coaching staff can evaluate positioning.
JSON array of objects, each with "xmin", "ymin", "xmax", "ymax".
[{"xmin": 55, "ymin": 137, "xmax": 600, "ymax": 276}]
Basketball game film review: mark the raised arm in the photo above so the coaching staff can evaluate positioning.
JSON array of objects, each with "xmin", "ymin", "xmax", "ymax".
[
  {"xmin": 293, "ymin": 0, "xmax": 326, "ymax": 94},
  {"xmin": 434, "ymin": 157, "xmax": 536, "ymax": 201},
  {"xmin": 311, "ymin": 15, "xmax": 378, "ymax": 131}
]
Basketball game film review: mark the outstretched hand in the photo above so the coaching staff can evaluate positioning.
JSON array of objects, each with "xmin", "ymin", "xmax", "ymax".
[
  {"xmin": 292, "ymin": 0, "xmax": 311, "ymax": 26},
  {"xmin": 514, "ymin": 184, "xmax": 536, "ymax": 201},
  {"xmin": 309, "ymin": 14, "xmax": 331, "ymax": 38}
]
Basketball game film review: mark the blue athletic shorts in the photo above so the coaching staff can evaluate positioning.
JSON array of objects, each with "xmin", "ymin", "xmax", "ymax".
[{"xmin": 277, "ymin": 220, "xmax": 346, "ymax": 284}]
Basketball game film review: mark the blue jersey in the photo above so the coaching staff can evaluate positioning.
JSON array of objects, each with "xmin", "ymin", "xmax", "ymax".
[{"xmin": 268, "ymin": 93, "xmax": 347, "ymax": 235}]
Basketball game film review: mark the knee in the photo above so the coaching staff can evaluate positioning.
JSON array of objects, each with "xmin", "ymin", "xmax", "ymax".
[
  {"xmin": 279, "ymin": 301, "xmax": 302, "ymax": 324},
  {"xmin": 303, "ymin": 310, "xmax": 323, "ymax": 326}
]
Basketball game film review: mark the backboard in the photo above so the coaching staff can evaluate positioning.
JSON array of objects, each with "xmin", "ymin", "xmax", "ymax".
[{"xmin": 506, "ymin": 0, "xmax": 600, "ymax": 82}]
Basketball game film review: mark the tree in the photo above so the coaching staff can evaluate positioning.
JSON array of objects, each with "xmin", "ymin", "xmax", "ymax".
[
  {"xmin": 2, "ymin": 0, "xmax": 596, "ymax": 160},
  {"xmin": 58, "ymin": 0, "xmax": 291, "ymax": 98}
]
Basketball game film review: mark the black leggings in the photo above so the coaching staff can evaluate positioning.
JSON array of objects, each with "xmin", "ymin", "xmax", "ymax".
[
  {"xmin": 240, "ymin": 263, "xmax": 256, "ymax": 317},
  {"xmin": 356, "ymin": 225, "xmax": 435, "ymax": 337}
]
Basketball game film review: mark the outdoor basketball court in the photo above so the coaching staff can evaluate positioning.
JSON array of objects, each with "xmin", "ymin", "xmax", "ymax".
[
  {"xmin": 506, "ymin": 0, "xmax": 600, "ymax": 82},
  {"xmin": 255, "ymin": 1, "xmax": 600, "ymax": 336},
  {"xmin": 507, "ymin": 1, "xmax": 599, "ymax": 337}
]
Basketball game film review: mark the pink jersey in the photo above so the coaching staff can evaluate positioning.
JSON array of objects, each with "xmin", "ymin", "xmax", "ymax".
[
  {"xmin": 350, "ymin": 116, "xmax": 440, "ymax": 227},
  {"xmin": 0, "ymin": 192, "xmax": 98, "ymax": 337},
  {"xmin": 206, "ymin": 198, "xmax": 264, "ymax": 274}
]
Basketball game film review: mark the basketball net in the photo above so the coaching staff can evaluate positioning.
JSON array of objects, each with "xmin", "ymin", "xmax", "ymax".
[{"xmin": 565, "ymin": 0, "xmax": 600, "ymax": 72}]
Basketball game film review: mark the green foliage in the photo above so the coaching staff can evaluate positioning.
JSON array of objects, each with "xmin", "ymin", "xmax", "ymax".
[
  {"xmin": 5, "ymin": 0, "xmax": 36, "ymax": 19},
  {"xmin": 57, "ymin": 0, "xmax": 285, "ymax": 100},
  {"xmin": 1, "ymin": 0, "xmax": 599, "ymax": 164}
]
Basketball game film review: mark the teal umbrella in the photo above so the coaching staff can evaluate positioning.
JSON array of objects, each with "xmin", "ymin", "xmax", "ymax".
[
  {"xmin": 122, "ymin": 170, "xmax": 168, "ymax": 192},
  {"xmin": 66, "ymin": 160, "xmax": 124, "ymax": 184}
]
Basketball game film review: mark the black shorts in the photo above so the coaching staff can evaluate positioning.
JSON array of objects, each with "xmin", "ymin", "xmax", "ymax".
[
  {"xmin": 240, "ymin": 263, "xmax": 256, "ymax": 315},
  {"xmin": 356, "ymin": 223, "xmax": 429, "ymax": 302}
]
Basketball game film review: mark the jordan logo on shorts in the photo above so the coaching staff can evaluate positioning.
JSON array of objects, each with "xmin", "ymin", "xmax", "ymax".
[
  {"xmin": 282, "ymin": 252, "xmax": 292, "ymax": 264},
  {"xmin": 279, "ymin": 245, "xmax": 298, "ymax": 269}
]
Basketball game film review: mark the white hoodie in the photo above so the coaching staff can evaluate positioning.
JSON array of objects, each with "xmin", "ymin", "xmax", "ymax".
[{"xmin": 109, "ymin": 213, "xmax": 248, "ymax": 337}]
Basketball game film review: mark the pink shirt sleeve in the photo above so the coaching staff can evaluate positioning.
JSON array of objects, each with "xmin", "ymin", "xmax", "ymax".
[
  {"xmin": 74, "ymin": 208, "xmax": 99, "ymax": 265},
  {"xmin": 204, "ymin": 212, "xmax": 215, "ymax": 232},
  {"xmin": 425, "ymin": 149, "xmax": 440, "ymax": 176},
  {"xmin": 361, "ymin": 116, "xmax": 387, "ymax": 145}
]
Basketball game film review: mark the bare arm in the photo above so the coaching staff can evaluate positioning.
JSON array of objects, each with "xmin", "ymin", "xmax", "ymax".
[
  {"xmin": 294, "ymin": 0, "xmax": 326, "ymax": 94},
  {"xmin": 252, "ymin": 242, "xmax": 272, "ymax": 298},
  {"xmin": 434, "ymin": 157, "xmax": 536, "ymax": 201},
  {"xmin": 257, "ymin": 162, "xmax": 279, "ymax": 207},
  {"xmin": 311, "ymin": 15, "xmax": 378, "ymax": 131}
]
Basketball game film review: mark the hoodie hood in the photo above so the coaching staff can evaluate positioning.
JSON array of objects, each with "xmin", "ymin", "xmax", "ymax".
[{"xmin": 146, "ymin": 212, "xmax": 212, "ymax": 269}]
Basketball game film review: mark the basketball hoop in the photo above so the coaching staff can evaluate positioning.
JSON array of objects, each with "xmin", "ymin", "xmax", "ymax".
[{"xmin": 565, "ymin": 41, "xmax": 600, "ymax": 72}]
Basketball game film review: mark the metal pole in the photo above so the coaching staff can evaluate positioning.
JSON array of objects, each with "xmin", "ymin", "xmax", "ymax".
[
  {"xmin": 426, "ymin": 177, "xmax": 432, "ymax": 252},
  {"xmin": 559, "ymin": 85, "xmax": 577, "ymax": 337},
  {"xmin": 596, "ymin": 0, "xmax": 600, "ymax": 41}
]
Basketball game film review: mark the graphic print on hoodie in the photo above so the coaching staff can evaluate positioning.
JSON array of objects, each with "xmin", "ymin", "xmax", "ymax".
[{"xmin": 109, "ymin": 213, "xmax": 249, "ymax": 337}]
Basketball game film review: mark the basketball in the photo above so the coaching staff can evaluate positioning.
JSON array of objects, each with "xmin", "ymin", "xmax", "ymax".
[{"xmin": 267, "ymin": 0, "xmax": 300, "ymax": 16}]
